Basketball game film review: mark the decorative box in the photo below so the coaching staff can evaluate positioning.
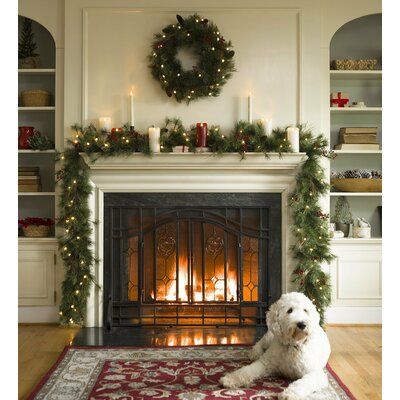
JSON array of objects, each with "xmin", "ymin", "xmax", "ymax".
[
  {"xmin": 172, "ymin": 145, "xmax": 190, "ymax": 153},
  {"xmin": 330, "ymin": 92, "xmax": 349, "ymax": 108}
]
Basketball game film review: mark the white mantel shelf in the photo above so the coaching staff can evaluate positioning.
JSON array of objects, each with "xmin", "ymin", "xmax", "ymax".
[{"xmin": 80, "ymin": 152, "xmax": 307, "ymax": 172}]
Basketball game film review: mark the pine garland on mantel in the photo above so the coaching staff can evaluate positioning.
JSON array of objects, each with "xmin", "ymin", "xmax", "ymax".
[{"xmin": 57, "ymin": 119, "xmax": 334, "ymax": 325}]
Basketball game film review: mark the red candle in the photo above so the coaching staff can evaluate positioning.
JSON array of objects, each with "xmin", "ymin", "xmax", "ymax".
[
  {"xmin": 196, "ymin": 123, "xmax": 208, "ymax": 147},
  {"xmin": 110, "ymin": 128, "xmax": 123, "ymax": 142}
]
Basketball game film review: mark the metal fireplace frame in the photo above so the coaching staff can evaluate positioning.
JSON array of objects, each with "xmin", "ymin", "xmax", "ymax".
[{"xmin": 104, "ymin": 193, "xmax": 282, "ymax": 328}]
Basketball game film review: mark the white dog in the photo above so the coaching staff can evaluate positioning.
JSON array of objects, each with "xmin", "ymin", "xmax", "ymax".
[{"xmin": 220, "ymin": 292, "xmax": 331, "ymax": 400}]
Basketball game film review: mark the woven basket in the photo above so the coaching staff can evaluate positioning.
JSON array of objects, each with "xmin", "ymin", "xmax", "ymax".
[
  {"xmin": 331, "ymin": 178, "xmax": 382, "ymax": 192},
  {"xmin": 21, "ymin": 90, "xmax": 51, "ymax": 107},
  {"xmin": 331, "ymin": 59, "xmax": 378, "ymax": 70},
  {"xmin": 22, "ymin": 225, "xmax": 51, "ymax": 238}
]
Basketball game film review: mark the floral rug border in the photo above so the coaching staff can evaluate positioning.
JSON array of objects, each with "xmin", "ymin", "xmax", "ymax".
[{"xmin": 27, "ymin": 346, "xmax": 357, "ymax": 400}]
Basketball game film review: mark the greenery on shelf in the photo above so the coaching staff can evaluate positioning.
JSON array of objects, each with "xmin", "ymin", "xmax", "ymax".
[
  {"xmin": 149, "ymin": 14, "xmax": 235, "ymax": 104},
  {"xmin": 28, "ymin": 133, "xmax": 55, "ymax": 151},
  {"xmin": 57, "ymin": 120, "xmax": 334, "ymax": 325},
  {"xmin": 333, "ymin": 196, "xmax": 353, "ymax": 224},
  {"xmin": 18, "ymin": 17, "xmax": 38, "ymax": 59}
]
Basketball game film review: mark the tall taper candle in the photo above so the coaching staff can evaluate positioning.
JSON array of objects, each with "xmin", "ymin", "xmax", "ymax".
[
  {"xmin": 130, "ymin": 90, "xmax": 135, "ymax": 128},
  {"xmin": 265, "ymin": 118, "xmax": 273, "ymax": 136},
  {"xmin": 286, "ymin": 126, "xmax": 300, "ymax": 152},
  {"xmin": 248, "ymin": 92, "xmax": 253, "ymax": 123},
  {"xmin": 148, "ymin": 126, "xmax": 161, "ymax": 153}
]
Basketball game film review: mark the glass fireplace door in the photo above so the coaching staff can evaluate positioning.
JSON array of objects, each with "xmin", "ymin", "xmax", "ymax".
[{"xmin": 105, "ymin": 193, "xmax": 282, "ymax": 327}]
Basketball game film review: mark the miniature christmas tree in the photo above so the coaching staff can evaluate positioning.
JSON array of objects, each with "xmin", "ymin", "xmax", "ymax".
[
  {"xmin": 333, "ymin": 196, "xmax": 353, "ymax": 224},
  {"xmin": 18, "ymin": 17, "xmax": 38, "ymax": 59}
]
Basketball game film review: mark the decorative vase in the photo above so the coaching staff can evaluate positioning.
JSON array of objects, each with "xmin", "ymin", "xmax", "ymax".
[
  {"xmin": 18, "ymin": 126, "xmax": 35, "ymax": 149},
  {"xmin": 336, "ymin": 222, "xmax": 350, "ymax": 237}
]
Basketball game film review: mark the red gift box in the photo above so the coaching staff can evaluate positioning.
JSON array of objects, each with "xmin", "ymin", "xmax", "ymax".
[{"xmin": 330, "ymin": 92, "xmax": 349, "ymax": 107}]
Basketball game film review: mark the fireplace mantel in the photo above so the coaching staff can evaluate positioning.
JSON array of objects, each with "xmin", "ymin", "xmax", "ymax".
[
  {"xmin": 83, "ymin": 152, "xmax": 306, "ymax": 327},
  {"xmin": 81, "ymin": 153, "xmax": 307, "ymax": 172}
]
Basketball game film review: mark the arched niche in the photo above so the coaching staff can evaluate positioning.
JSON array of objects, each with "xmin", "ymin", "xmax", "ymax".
[
  {"xmin": 330, "ymin": 13, "xmax": 382, "ymax": 69},
  {"xmin": 18, "ymin": 15, "xmax": 55, "ymax": 68}
]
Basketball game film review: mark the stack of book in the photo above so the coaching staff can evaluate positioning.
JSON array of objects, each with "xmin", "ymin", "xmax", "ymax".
[
  {"xmin": 334, "ymin": 127, "xmax": 380, "ymax": 150},
  {"xmin": 19, "ymin": 167, "xmax": 42, "ymax": 192}
]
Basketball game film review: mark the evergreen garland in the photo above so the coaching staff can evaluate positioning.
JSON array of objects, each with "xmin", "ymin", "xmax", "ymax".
[
  {"xmin": 149, "ymin": 14, "xmax": 235, "ymax": 104},
  {"xmin": 57, "ymin": 120, "xmax": 333, "ymax": 325},
  {"xmin": 18, "ymin": 17, "xmax": 38, "ymax": 59}
]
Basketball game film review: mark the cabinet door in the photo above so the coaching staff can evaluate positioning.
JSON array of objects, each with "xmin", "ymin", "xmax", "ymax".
[
  {"xmin": 18, "ymin": 250, "xmax": 55, "ymax": 306},
  {"xmin": 330, "ymin": 243, "xmax": 382, "ymax": 307}
]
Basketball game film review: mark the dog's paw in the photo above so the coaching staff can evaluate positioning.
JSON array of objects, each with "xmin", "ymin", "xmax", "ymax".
[
  {"xmin": 248, "ymin": 347, "xmax": 262, "ymax": 361},
  {"xmin": 277, "ymin": 388, "xmax": 303, "ymax": 400},
  {"xmin": 220, "ymin": 372, "xmax": 241, "ymax": 389}
]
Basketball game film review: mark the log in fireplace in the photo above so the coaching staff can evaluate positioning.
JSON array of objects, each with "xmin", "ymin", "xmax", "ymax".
[{"xmin": 104, "ymin": 193, "xmax": 281, "ymax": 328}]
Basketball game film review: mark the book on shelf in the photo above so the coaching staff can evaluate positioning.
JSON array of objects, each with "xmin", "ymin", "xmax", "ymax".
[
  {"xmin": 18, "ymin": 167, "xmax": 40, "ymax": 177},
  {"xmin": 334, "ymin": 143, "xmax": 380, "ymax": 150},
  {"xmin": 339, "ymin": 127, "xmax": 378, "ymax": 134},
  {"xmin": 339, "ymin": 133, "xmax": 377, "ymax": 144},
  {"xmin": 18, "ymin": 175, "xmax": 40, "ymax": 181},
  {"xmin": 19, "ymin": 178, "xmax": 41, "ymax": 185},
  {"xmin": 18, "ymin": 184, "xmax": 42, "ymax": 192}
]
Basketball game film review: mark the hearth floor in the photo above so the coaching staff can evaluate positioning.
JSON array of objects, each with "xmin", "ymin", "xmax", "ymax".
[{"xmin": 72, "ymin": 326, "xmax": 267, "ymax": 346}]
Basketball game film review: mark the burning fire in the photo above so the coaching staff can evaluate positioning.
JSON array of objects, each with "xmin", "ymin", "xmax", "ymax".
[
  {"xmin": 151, "ymin": 256, "xmax": 237, "ymax": 302},
  {"xmin": 155, "ymin": 332, "xmax": 240, "ymax": 346}
]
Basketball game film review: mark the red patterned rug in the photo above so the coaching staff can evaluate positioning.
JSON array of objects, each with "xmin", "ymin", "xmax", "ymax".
[{"xmin": 28, "ymin": 346, "xmax": 356, "ymax": 400}]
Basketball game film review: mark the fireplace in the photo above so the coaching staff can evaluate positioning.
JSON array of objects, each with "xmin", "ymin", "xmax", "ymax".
[{"xmin": 104, "ymin": 193, "xmax": 282, "ymax": 328}]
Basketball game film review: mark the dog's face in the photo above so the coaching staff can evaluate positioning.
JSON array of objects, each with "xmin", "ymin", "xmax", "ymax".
[{"xmin": 267, "ymin": 292, "xmax": 320, "ymax": 345}]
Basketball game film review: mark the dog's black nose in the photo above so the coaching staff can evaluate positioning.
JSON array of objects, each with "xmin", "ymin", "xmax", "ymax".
[{"xmin": 297, "ymin": 322, "xmax": 306, "ymax": 330}]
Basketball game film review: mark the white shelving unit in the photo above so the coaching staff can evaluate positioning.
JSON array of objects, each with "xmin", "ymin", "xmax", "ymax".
[
  {"xmin": 330, "ymin": 107, "xmax": 382, "ymax": 113},
  {"xmin": 18, "ymin": 15, "xmax": 57, "ymax": 241},
  {"xmin": 333, "ymin": 149, "xmax": 381, "ymax": 154},
  {"xmin": 18, "ymin": 192, "xmax": 56, "ymax": 196},
  {"xmin": 329, "ymin": 17, "xmax": 382, "ymax": 240},
  {"xmin": 18, "ymin": 106, "xmax": 56, "ymax": 111},
  {"xmin": 18, "ymin": 68, "xmax": 56, "ymax": 75},
  {"xmin": 330, "ymin": 70, "xmax": 382, "ymax": 80},
  {"xmin": 18, "ymin": 149, "xmax": 56, "ymax": 154}
]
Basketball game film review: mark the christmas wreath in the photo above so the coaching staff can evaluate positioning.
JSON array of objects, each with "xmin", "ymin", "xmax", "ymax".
[{"xmin": 149, "ymin": 14, "xmax": 235, "ymax": 104}]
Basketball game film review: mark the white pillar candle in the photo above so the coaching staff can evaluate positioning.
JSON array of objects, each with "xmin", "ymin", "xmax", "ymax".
[
  {"xmin": 130, "ymin": 90, "xmax": 135, "ymax": 128},
  {"xmin": 286, "ymin": 126, "xmax": 300, "ymax": 152},
  {"xmin": 99, "ymin": 117, "xmax": 111, "ymax": 132},
  {"xmin": 248, "ymin": 92, "xmax": 253, "ymax": 123},
  {"xmin": 148, "ymin": 126, "xmax": 160, "ymax": 153},
  {"xmin": 265, "ymin": 118, "xmax": 273, "ymax": 136}
]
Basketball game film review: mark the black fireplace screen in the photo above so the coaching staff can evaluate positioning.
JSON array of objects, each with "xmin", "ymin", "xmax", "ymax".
[{"xmin": 104, "ymin": 193, "xmax": 281, "ymax": 327}]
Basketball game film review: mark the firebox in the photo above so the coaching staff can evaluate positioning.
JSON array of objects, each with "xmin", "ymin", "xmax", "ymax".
[{"xmin": 104, "ymin": 193, "xmax": 281, "ymax": 328}]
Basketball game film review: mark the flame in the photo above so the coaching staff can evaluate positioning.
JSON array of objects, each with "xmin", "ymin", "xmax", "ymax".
[
  {"xmin": 158, "ymin": 256, "xmax": 237, "ymax": 303},
  {"xmin": 159, "ymin": 332, "xmax": 239, "ymax": 346}
]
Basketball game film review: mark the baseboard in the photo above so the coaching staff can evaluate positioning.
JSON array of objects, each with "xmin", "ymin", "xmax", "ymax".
[
  {"xmin": 18, "ymin": 306, "xmax": 59, "ymax": 323},
  {"xmin": 326, "ymin": 306, "xmax": 382, "ymax": 324}
]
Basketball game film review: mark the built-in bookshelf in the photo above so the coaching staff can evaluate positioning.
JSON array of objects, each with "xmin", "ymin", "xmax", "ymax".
[
  {"xmin": 329, "ymin": 13, "xmax": 382, "ymax": 240},
  {"xmin": 18, "ymin": 16, "xmax": 57, "ymax": 242}
]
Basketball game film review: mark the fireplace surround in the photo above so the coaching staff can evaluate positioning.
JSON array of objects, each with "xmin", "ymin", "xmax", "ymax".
[
  {"xmin": 104, "ymin": 193, "xmax": 281, "ymax": 327},
  {"xmin": 81, "ymin": 153, "xmax": 306, "ymax": 327}
]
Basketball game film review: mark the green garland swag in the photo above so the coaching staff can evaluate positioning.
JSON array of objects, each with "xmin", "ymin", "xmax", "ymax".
[
  {"xmin": 149, "ymin": 14, "xmax": 235, "ymax": 104},
  {"xmin": 57, "ymin": 120, "xmax": 334, "ymax": 325}
]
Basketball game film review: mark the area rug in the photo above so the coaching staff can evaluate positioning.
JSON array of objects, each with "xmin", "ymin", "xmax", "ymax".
[{"xmin": 28, "ymin": 346, "xmax": 356, "ymax": 400}]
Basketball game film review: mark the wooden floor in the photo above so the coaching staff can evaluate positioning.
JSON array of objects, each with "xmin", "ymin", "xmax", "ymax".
[{"xmin": 18, "ymin": 325, "xmax": 381, "ymax": 400}]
